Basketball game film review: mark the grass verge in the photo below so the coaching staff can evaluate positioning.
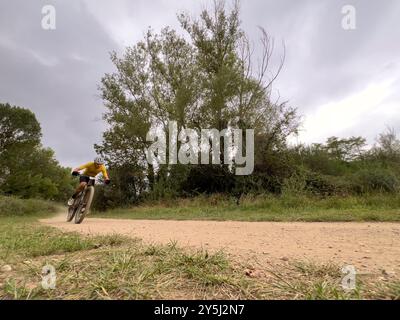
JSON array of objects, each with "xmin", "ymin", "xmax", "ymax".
[
  {"xmin": 0, "ymin": 196, "xmax": 58, "ymax": 217},
  {"xmin": 94, "ymin": 194, "xmax": 400, "ymax": 222}
]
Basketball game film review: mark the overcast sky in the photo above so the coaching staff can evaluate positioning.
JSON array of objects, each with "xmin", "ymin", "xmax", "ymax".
[{"xmin": 0, "ymin": 0, "xmax": 399, "ymax": 168}]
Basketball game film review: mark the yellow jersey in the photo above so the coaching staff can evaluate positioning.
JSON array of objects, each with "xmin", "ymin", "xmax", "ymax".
[{"xmin": 77, "ymin": 162, "xmax": 109, "ymax": 179}]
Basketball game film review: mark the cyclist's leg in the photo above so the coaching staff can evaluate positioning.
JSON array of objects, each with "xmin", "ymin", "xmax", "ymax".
[
  {"xmin": 73, "ymin": 181, "xmax": 87, "ymax": 197},
  {"xmin": 68, "ymin": 176, "xmax": 89, "ymax": 204}
]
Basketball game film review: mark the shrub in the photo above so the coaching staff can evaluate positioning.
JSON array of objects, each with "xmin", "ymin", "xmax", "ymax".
[
  {"xmin": 0, "ymin": 195, "xmax": 57, "ymax": 217},
  {"xmin": 281, "ymin": 168, "xmax": 351, "ymax": 197},
  {"xmin": 305, "ymin": 172, "xmax": 352, "ymax": 196},
  {"xmin": 281, "ymin": 171, "xmax": 307, "ymax": 196},
  {"xmin": 351, "ymin": 168, "xmax": 400, "ymax": 193}
]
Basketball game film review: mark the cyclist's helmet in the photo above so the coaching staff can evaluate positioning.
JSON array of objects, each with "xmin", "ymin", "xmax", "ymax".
[{"xmin": 94, "ymin": 157, "xmax": 105, "ymax": 165}]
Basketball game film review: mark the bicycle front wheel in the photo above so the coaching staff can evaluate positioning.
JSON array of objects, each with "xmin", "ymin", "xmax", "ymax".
[
  {"xmin": 66, "ymin": 205, "xmax": 75, "ymax": 222},
  {"xmin": 74, "ymin": 186, "xmax": 94, "ymax": 224}
]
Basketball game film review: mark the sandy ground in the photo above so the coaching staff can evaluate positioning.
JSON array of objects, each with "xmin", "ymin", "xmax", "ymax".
[{"xmin": 40, "ymin": 214, "xmax": 400, "ymax": 276}]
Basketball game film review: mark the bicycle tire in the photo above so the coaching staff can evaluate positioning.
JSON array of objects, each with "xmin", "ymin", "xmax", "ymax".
[
  {"xmin": 74, "ymin": 186, "xmax": 94, "ymax": 224},
  {"xmin": 67, "ymin": 196, "xmax": 81, "ymax": 222},
  {"xmin": 66, "ymin": 205, "xmax": 75, "ymax": 222}
]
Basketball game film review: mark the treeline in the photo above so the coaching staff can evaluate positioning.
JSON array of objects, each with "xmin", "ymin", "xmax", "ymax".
[
  {"xmin": 0, "ymin": 103, "xmax": 74, "ymax": 201},
  {"xmin": 286, "ymin": 134, "xmax": 400, "ymax": 196},
  {"xmin": 92, "ymin": 129, "xmax": 400, "ymax": 210},
  {"xmin": 2, "ymin": 98, "xmax": 398, "ymax": 209},
  {"xmin": 91, "ymin": 2, "xmax": 400, "ymax": 211}
]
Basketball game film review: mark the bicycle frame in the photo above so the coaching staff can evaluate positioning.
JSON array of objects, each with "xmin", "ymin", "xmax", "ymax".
[{"xmin": 67, "ymin": 176, "xmax": 96, "ymax": 224}]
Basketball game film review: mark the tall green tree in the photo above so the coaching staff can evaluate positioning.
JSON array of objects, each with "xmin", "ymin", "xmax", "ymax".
[
  {"xmin": 0, "ymin": 103, "xmax": 74, "ymax": 200},
  {"xmin": 324, "ymin": 136, "xmax": 367, "ymax": 162},
  {"xmin": 0, "ymin": 103, "xmax": 41, "ymax": 153},
  {"xmin": 96, "ymin": 1, "xmax": 299, "ymax": 203}
]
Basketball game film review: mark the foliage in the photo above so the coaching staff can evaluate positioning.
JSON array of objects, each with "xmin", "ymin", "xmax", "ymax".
[
  {"xmin": 95, "ymin": 1, "xmax": 298, "ymax": 209},
  {"xmin": 0, "ymin": 103, "xmax": 74, "ymax": 201},
  {"xmin": 0, "ymin": 195, "xmax": 57, "ymax": 217},
  {"xmin": 351, "ymin": 167, "xmax": 400, "ymax": 193},
  {"xmin": 0, "ymin": 103, "xmax": 41, "ymax": 152}
]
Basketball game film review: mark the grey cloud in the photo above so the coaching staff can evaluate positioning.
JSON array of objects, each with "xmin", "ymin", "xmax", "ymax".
[
  {"xmin": 0, "ymin": 0, "xmax": 117, "ymax": 167},
  {"xmin": 240, "ymin": 0, "xmax": 400, "ymax": 110}
]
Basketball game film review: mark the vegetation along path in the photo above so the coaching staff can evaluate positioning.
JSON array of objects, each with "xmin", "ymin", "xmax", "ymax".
[{"xmin": 40, "ymin": 214, "xmax": 400, "ymax": 277}]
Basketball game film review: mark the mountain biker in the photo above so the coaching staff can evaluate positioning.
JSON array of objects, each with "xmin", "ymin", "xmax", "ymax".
[{"xmin": 67, "ymin": 157, "xmax": 110, "ymax": 206}]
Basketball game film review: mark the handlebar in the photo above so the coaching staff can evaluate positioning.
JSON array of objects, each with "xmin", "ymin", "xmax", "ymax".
[{"xmin": 72, "ymin": 171, "xmax": 110, "ymax": 184}]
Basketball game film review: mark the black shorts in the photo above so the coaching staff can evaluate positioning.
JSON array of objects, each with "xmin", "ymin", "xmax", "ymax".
[{"xmin": 79, "ymin": 175, "xmax": 95, "ymax": 186}]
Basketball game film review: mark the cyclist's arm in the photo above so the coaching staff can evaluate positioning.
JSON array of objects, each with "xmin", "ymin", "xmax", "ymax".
[
  {"xmin": 73, "ymin": 162, "xmax": 91, "ymax": 173},
  {"xmin": 101, "ymin": 165, "xmax": 109, "ymax": 180}
]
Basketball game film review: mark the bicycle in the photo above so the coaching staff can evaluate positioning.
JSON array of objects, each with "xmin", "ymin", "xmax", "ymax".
[{"xmin": 67, "ymin": 175, "xmax": 96, "ymax": 224}]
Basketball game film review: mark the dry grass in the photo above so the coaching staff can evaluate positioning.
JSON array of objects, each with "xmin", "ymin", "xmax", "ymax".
[{"xmin": 1, "ymin": 217, "xmax": 399, "ymax": 300}]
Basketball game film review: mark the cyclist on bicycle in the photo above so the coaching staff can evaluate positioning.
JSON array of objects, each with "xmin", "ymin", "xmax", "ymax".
[{"xmin": 67, "ymin": 157, "xmax": 110, "ymax": 206}]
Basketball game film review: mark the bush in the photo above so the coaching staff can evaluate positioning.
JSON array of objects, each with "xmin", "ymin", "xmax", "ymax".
[
  {"xmin": 281, "ymin": 168, "xmax": 351, "ymax": 197},
  {"xmin": 0, "ymin": 196, "xmax": 57, "ymax": 217},
  {"xmin": 351, "ymin": 168, "xmax": 400, "ymax": 193},
  {"xmin": 305, "ymin": 172, "xmax": 352, "ymax": 196},
  {"xmin": 281, "ymin": 171, "xmax": 307, "ymax": 196},
  {"xmin": 180, "ymin": 165, "xmax": 236, "ymax": 195},
  {"xmin": 91, "ymin": 185, "xmax": 125, "ymax": 212}
]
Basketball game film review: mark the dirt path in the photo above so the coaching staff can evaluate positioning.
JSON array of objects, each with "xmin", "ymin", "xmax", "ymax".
[{"xmin": 40, "ymin": 214, "xmax": 400, "ymax": 276}]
